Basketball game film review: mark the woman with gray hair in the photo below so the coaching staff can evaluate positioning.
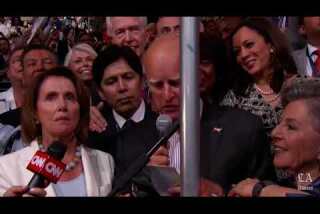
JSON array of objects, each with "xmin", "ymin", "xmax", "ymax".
[
  {"xmin": 228, "ymin": 78, "xmax": 320, "ymax": 197},
  {"xmin": 64, "ymin": 43, "xmax": 101, "ymax": 105}
]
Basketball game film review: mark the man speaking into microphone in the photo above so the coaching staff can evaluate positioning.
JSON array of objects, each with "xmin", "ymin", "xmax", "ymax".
[
  {"xmin": 142, "ymin": 33, "xmax": 276, "ymax": 196},
  {"xmin": 0, "ymin": 67, "xmax": 114, "ymax": 197}
]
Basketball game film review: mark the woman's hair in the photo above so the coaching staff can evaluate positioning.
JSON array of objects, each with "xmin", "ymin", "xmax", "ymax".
[
  {"xmin": 21, "ymin": 66, "xmax": 90, "ymax": 144},
  {"xmin": 199, "ymin": 32, "xmax": 231, "ymax": 104},
  {"xmin": 281, "ymin": 78, "xmax": 320, "ymax": 133},
  {"xmin": 64, "ymin": 42, "xmax": 98, "ymax": 67},
  {"xmin": 228, "ymin": 17, "xmax": 297, "ymax": 95},
  {"xmin": 92, "ymin": 44, "xmax": 143, "ymax": 87}
]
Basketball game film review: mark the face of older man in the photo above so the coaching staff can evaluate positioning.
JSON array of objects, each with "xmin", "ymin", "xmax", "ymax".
[
  {"xmin": 22, "ymin": 49, "xmax": 58, "ymax": 88},
  {"xmin": 143, "ymin": 35, "xmax": 181, "ymax": 121},
  {"xmin": 109, "ymin": 17, "xmax": 147, "ymax": 57}
]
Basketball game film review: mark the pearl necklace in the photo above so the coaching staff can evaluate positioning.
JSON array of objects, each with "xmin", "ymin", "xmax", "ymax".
[
  {"xmin": 266, "ymin": 93, "xmax": 280, "ymax": 103},
  {"xmin": 38, "ymin": 143, "xmax": 82, "ymax": 172},
  {"xmin": 254, "ymin": 84, "xmax": 275, "ymax": 95}
]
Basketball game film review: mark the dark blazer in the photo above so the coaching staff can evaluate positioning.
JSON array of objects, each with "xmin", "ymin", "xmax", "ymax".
[
  {"xmin": 200, "ymin": 105, "xmax": 276, "ymax": 191},
  {"xmin": 0, "ymin": 108, "xmax": 21, "ymax": 128},
  {"xmin": 293, "ymin": 46, "xmax": 308, "ymax": 76},
  {"xmin": 88, "ymin": 102, "xmax": 159, "ymax": 179}
]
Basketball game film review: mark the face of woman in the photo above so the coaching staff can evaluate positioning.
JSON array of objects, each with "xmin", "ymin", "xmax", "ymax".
[
  {"xmin": 69, "ymin": 50, "xmax": 95, "ymax": 81},
  {"xmin": 271, "ymin": 100, "xmax": 320, "ymax": 172},
  {"xmin": 36, "ymin": 76, "xmax": 80, "ymax": 140},
  {"xmin": 232, "ymin": 26, "xmax": 273, "ymax": 78}
]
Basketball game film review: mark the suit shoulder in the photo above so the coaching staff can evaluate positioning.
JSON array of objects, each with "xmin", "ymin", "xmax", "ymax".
[
  {"xmin": 0, "ymin": 146, "xmax": 33, "ymax": 168},
  {"xmin": 218, "ymin": 106, "xmax": 263, "ymax": 127},
  {"xmin": 0, "ymin": 108, "xmax": 21, "ymax": 127},
  {"xmin": 292, "ymin": 47, "xmax": 306, "ymax": 59},
  {"xmin": 84, "ymin": 146, "xmax": 114, "ymax": 162}
]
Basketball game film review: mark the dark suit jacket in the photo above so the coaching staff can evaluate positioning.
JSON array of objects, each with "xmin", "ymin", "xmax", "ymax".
[
  {"xmin": 88, "ymin": 102, "xmax": 159, "ymax": 179},
  {"xmin": 0, "ymin": 108, "xmax": 21, "ymax": 127},
  {"xmin": 200, "ymin": 105, "xmax": 276, "ymax": 191},
  {"xmin": 293, "ymin": 47, "xmax": 308, "ymax": 76}
]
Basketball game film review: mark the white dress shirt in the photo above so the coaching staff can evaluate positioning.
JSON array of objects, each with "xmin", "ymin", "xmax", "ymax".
[
  {"xmin": 305, "ymin": 43, "xmax": 320, "ymax": 77},
  {"xmin": 112, "ymin": 99, "xmax": 145, "ymax": 129},
  {"xmin": 168, "ymin": 99, "xmax": 203, "ymax": 174},
  {"xmin": 0, "ymin": 87, "xmax": 16, "ymax": 114}
]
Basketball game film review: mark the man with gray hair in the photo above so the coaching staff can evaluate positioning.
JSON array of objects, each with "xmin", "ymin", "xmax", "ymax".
[{"xmin": 106, "ymin": 17, "xmax": 148, "ymax": 57}]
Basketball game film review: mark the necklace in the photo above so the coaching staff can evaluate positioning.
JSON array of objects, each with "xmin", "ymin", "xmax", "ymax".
[
  {"xmin": 254, "ymin": 84, "xmax": 275, "ymax": 95},
  {"xmin": 266, "ymin": 93, "xmax": 280, "ymax": 103},
  {"xmin": 38, "ymin": 143, "xmax": 82, "ymax": 172}
]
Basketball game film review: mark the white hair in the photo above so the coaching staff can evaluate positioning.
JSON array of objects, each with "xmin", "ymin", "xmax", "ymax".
[
  {"xmin": 105, "ymin": 17, "xmax": 147, "ymax": 36},
  {"xmin": 64, "ymin": 43, "xmax": 97, "ymax": 67}
]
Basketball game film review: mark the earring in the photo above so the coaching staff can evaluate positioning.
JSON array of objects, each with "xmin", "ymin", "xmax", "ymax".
[{"xmin": 270, "ymin": 48, "xmax": 274, "ymax": 53}]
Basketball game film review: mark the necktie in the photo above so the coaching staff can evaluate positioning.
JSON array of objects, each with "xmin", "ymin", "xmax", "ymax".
[
  {"xmin": 122, "ymin": 119, "xmax": 134, "ymax": 131},
  {"xmin": 313, "ymin": 50, "xmax": 320, "ymax": 77}
]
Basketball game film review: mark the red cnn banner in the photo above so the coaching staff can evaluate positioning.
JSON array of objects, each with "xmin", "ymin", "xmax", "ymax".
[{"xmin": 27, "ymin": 150, "xmax": 66, "ymax": 183}]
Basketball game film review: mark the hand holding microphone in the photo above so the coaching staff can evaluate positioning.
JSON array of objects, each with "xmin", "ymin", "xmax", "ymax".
[
  {"xmin": 3, "ymin": 141, "xmax": 66, "ymax": 197},
  {"xmin": 3, "ymin": 186, "xmax": 47, "ymax": 197},
  {"xmin": 148, "ymin": 114, "xmax": 172, "ymax": 167},
  {"xmin": 148, "ymin": 146, "xmax": 169, "ymax": 167}
]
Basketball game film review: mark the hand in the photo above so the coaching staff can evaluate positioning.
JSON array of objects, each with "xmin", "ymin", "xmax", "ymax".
[
  {"xmin": 89, "ymin": 102, "xmax": 107, "ymax": 133},
  {"xmin": 4, "ymin": 186, "xmax": 46, "ymax": 197},
  {"xmin": 116, "ymin": 193, "xmax": 131, "ymax": 197},
  {"xmin": 147, "ymin": 146, "xmax": 169, "ymax": 167},
  {"xmin": 167, "ymin": 178, "xmax": 224, "ymax": 197},
  {"xmin": 23, "ymin": 187, "xmax": 47, "ymax": 197},
  {"xmin": 3, "ymin": 186, "xmax": 29, "ymax": 197},
  {"xmin": 228, "ymin": 178, "xmax": 259, "ymax": 197},
  {"xmin": 199, "ymin": 178, "xmax": 224, "ymax": 197}
]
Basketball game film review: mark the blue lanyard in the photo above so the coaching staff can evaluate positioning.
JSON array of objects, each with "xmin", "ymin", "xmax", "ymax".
[{"xmin": 306, "ymin": 46, "xmax": 320, "ymax": 76}]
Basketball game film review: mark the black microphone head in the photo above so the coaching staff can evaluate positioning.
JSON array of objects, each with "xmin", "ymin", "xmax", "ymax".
[
  {"xmin": 46, "ymin": 141, "xmax": 67, "ymax": 160},
  {"xmin": 156, "ymin": 114, "xmax": 172, "ymax": 137}
]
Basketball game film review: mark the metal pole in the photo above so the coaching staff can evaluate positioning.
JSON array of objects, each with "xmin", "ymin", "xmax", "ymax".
[{"xmin": 180, "ymin": 17, "xmax": 200, "ymax": 196}]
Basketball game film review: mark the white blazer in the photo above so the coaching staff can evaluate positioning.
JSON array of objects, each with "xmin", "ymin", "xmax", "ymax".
[{"xmin": 0, "ymin": 140, "xmax": 114, "ymax": 197}]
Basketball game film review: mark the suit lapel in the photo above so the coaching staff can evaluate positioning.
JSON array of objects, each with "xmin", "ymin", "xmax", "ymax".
[
  {"xmin": 81, "ymin": 146, "xmax": 100, "ymax": 196},
  {"xmin": 294, "ymin": 47, "xmax": 308, "ymax": 76},
  {"xmin": 200, "ymin": 105, "xmax": 225, "ymax": 177},
  {"xmin": 200, "ymin": 120, "xmax": 224, "ymax": 177}
]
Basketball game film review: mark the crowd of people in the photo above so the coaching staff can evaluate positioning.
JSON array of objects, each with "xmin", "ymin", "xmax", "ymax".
[{"xmin": 0, "ymin": 16, "xmax": 319, "ymax": 197}]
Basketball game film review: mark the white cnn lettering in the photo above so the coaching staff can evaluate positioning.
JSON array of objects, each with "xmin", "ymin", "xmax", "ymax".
[
  {"xmin": 45, "ymin": 162, "xmax": 63, "ymax": 177},
  {"xmin": 31, "ymin": 155, "xmax": 46, "ymax": 168}
]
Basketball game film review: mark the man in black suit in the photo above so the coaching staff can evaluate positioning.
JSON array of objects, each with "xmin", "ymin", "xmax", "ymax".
[
  {"xmin": 293, "ymin": 17, "xmax": 320, "ymax": 77},
  {"xmin": 142, "ymin": 34, "xmax": 276, "ymax": 194},
  {"xmin": 88, "ymin": 45, "xmax": 159, "ymax": 180}
]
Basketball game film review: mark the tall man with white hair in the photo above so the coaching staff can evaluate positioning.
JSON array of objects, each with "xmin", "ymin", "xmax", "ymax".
[
  {"xmin": 106, "ymin": 17, "xmax": 148, "ymax": 57},
  {"xmin": 142, "ymin": 34, "xmax": 276, "ymax": 194},
  {"xmin": 90, "ymin": 17, "xmax": 150, "ymax": 132}
]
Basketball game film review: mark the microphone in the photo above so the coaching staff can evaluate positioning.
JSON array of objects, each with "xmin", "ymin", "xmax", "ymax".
[
  {"xmin": 156, "ymin": 114, "xmax": 172, "ymax": 139},
  {"xmin": 108, "ymin": 117, "xmax": 179, "ymax": 197},
  {"xmin": 26, "ymin": 141, "xmax": 67, "ymax": 189}
]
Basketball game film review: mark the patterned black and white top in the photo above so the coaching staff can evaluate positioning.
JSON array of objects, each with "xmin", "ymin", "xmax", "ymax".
[{"xmin": 220, "ymin": 85, "xmax": 283, "ymax": 137}]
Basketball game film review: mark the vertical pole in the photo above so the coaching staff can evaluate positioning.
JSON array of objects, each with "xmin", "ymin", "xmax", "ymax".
[{"xmin": 180, "ymin": 17, "xmax": 200, "ymax": 196}]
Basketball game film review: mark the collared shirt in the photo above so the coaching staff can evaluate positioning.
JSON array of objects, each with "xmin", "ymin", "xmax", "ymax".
[
  {"xmin": 305, "ymin": 43, "xmax": 320, "ymax": 77},
  {"xmin": 168, "ymin": 99, "xmax": 203, "ymax": 174},
  {"xmin": 0, "ymin": 87, "xmax": 17, "ymax": 115},
  {"xmin": 112, "ymin": 99, "xmax": 145, "ymax": 129}
]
